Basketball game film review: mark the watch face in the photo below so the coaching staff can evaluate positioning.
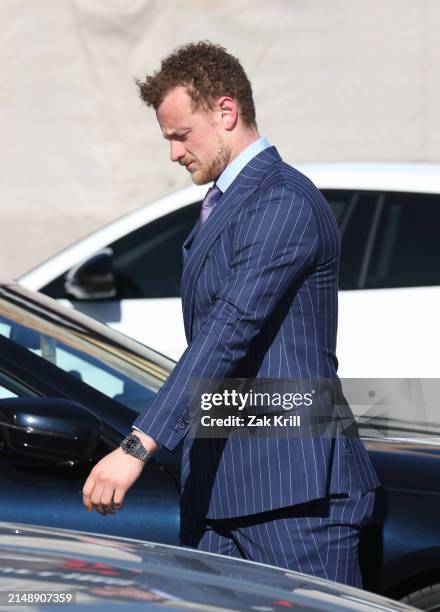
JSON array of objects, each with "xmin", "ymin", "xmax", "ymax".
[{"xmin": 123, "ymin": 435, "xmax": 140, "ymax": 453}]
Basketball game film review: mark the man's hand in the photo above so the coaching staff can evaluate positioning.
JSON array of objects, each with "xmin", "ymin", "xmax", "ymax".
[{"xmin": 82, "ymin": 446, "xmax": 146, "ymax": 516}]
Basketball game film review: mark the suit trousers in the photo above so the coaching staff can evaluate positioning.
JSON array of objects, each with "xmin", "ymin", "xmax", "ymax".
[{"xmin": 180, "ymin": 489, "xmax": 375, "ymax": 589}]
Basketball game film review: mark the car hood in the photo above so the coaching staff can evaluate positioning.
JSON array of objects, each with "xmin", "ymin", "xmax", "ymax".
[{"xmin": 0, "ymin": 523, "xmax": 415, "ymax": 611}]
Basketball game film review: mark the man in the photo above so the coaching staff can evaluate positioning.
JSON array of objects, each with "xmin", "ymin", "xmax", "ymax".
[{"xmin": 83, "ymin": 41, "xmax": 380, "ymax": 587}]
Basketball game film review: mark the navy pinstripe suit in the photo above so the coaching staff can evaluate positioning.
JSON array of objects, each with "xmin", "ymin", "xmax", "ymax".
[{"xmin": 133, "ymin": 145, "xmax": 380, "ymax": 586}]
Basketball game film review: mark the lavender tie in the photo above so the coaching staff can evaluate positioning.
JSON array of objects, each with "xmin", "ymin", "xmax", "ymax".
[{"xmin": 196, "ymin": 184, "xmax": 222, "ymax": 235}]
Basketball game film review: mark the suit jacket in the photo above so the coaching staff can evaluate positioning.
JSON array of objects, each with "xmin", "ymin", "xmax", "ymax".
[{"xmin": 133, "ymin": 146, "xmax": 381, "ymax": 520}]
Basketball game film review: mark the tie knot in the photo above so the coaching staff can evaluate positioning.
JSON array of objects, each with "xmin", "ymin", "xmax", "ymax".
[
  {"xmin": 201, "ymin": 185, "xmax": 222, "ymax": 211},
  {"xmin": 196, "ymin": 184, "xmax": 222, "ymax": 233}
]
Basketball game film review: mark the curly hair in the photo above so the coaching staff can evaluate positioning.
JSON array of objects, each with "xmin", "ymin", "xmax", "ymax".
[{"xmin": 136, "ymin": 41, "xmax": 256, "ymax": 127}]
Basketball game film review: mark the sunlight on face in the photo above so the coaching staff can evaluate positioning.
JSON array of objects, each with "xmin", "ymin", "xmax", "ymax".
[{"xmin": 156, "ymin": 86, "xmax": 231, "ymax": 185}]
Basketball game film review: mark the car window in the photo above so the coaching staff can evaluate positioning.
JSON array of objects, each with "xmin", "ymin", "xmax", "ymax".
[
  {"xmin": 42, "ymin": 203, "xmax": 201, "ymax": 301},
  {"xmin": 44, "ymin": 189, "xmax": 438, "ymax": 299},
  {"xmin": 114, "ymin": 194, "xmax": 380, "ymax": 295},
  {"xmin": 321, "ymin": 190, "xmax": 379, "ymax": 290},
  {"xmin": 112, "ymin": 195, "xmax": 364, "ymax": 297},
  {"xmin": 0, "ymin": 314, "xmax": 161, "ymax": 413},
  {"xmin": 110, "ymin": 203, "xmax": 200, "ymax": 299},
  {"xmin": 365, "ymin": 192, "xmax": 440, "ymax": 288},
  {"xmin": 111, "ymin": 191, "xmax": 379, "ymax": 296},
  {"xmin": 41, "ymin": 192, "xmax": 378, "ymax": 297},
  {"xmin": 322, "ymin": 190, "xmax": 352, "ymax": 226}
]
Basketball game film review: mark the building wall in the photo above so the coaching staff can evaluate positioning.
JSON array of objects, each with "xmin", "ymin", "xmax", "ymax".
[{"xmin": 0, "ymin": 0, "xmax": 439, "ymax": 278}]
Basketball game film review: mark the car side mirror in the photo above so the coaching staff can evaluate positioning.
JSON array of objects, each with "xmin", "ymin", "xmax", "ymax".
[
  {"xmin": 64, "ymin": 248, "xmax": 117, "ymax": 300},
  {"xmin": 0, "ymin": 397, "xmax": 102, "ymax": 465}
]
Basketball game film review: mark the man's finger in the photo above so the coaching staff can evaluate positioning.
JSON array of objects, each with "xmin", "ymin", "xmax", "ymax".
[
  {"xmin": 113, "ymin": 488, "xmax": 126, "ymax": 510},
  {"xmin": 91, "ymin": 482, "xmax": 106, "ymax": 515},
  {"xmin": 82, "ymin": 474, "xmax": 96, "ymax": 511},
  {"xmin": 100, "ymin": 485, "xmax": 117, "ymax": 515}
]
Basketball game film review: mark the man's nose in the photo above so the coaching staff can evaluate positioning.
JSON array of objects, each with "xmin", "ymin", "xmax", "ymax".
[{"xmin": 170, "ymin": 141, "xmax": 185, "ymax": 162}]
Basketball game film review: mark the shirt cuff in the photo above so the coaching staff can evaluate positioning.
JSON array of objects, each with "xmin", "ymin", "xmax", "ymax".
[{"xmin": 132, "ymin": 426, "xmax": 162, "ymax": 449}]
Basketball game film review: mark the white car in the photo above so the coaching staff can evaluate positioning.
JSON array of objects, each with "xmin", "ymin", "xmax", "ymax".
[{"xmin": 19, "ymin": 162, "xmax": 440, "ymax": 377}]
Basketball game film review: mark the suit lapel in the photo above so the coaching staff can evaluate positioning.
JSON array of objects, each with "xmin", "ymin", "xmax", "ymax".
[
  {"xmin": 182, "ymin": 222, "xmax": 199, "ymax": 263},
  {"xmin": 181, "ymin": 146, "xmax": 282, "ymax": 341}
]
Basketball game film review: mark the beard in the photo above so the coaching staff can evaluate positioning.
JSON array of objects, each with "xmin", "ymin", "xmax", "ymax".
[{"xmin": 191, "ymin": 137, "xmax": 230, "ymax": 185}]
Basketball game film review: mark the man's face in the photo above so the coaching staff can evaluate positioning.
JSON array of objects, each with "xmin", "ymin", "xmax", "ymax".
[{"xmin": 156, "ymin": 86, "xmax": 230, "ymax": 185}]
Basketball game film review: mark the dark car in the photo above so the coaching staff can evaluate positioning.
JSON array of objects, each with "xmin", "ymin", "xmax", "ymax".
[
  {"xmin": 0, "ymin": 282, "xmax": 439, "ymax": 609},
  {"xmin": 0, "ymin": 522, "xmax": 417, "ymax": 611}
]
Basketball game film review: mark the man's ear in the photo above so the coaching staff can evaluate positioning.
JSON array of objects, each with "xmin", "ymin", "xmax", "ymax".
[{"xmin": 217, "ymin": 96, "xmax": 238, "ymax": 131}]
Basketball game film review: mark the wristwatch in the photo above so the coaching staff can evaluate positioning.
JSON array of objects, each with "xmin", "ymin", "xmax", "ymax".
[{"xmin": 120, "ymin": 434, "xmax": 152, "ymax": 464}]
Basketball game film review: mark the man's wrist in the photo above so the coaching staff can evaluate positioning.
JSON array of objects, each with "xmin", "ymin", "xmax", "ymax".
[{"xmin": 131, "ymin": 429, "xmax": 159, "ymax": 454}]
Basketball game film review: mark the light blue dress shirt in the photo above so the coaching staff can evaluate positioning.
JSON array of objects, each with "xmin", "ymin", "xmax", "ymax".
[{"xmin": 216, "ymin": 137, "xmax": 271, "ymax": 193}]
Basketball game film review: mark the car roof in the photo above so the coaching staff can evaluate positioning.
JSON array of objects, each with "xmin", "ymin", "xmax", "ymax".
[
  {"xmin": 296, "ymin": 161, "xmax": 440, "ymax": 193},
  {"xmin": 19, "ymin": 161, "xmax": 440, "ymax": 289}
]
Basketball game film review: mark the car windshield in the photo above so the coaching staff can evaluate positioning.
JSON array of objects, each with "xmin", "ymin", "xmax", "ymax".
[{"xmin": 0, "ymin": 284, "xmax": 173, "ymax": 413}]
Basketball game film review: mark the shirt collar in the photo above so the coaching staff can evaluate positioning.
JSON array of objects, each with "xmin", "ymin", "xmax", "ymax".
[{"xmin": 216, "ymin": 136, "xmax": 271, "ymax": 193}]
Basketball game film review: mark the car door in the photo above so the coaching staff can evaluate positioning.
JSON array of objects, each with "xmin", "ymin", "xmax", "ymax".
[
  {"xmin": 0, "ymin": 332, "xmax": 180, "ymax": 545},
  {"xmin": 42, "ymin": 203, "xmax": 201, "ymax": 360}
]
